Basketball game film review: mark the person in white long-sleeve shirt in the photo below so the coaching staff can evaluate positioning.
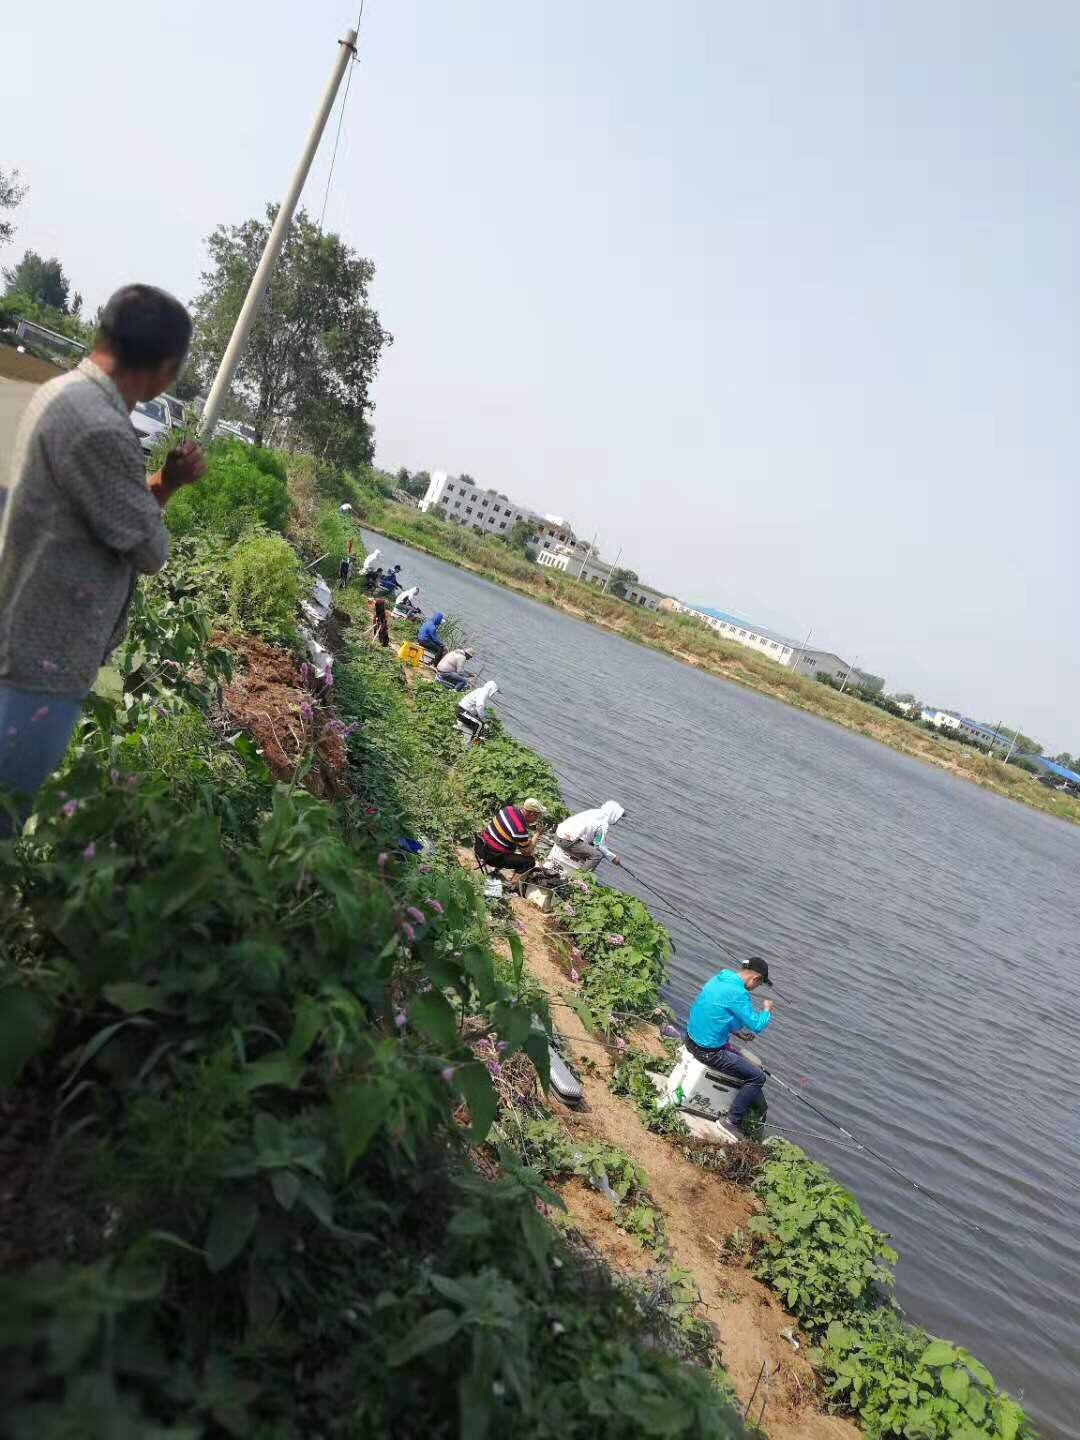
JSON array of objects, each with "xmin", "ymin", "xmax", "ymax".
[{"xmin": 552, "ymin": 801, "xmax": 625, "ymax": 872}]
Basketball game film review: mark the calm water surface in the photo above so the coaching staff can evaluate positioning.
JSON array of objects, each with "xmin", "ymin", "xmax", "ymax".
[{"xmin": 372, "ymin": 537, "xmax": 1080, "ymax": 1439}]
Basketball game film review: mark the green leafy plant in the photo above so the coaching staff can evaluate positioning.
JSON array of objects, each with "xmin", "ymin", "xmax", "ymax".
[
  {"xmin": 609, "ymin": 1045, "xmax": 689, "ymax": 1137},
  {"xmin": 557, "ymin": 875, "xmax": 671, "ymax": 1024},
  {"xmin": 226, "ymin": 530, "xmax": 300, "ymax": 642},
  {"xmin": 809, "ymin": 1310, "xmax": 1036, "ymax": 1440},
  {"xmin": 460, "ymin": 733, "xmax": 566, "ymax": 835},
  {"xmin": 165, "ymin": 437, "xmax": 290, "ymax": 539},
  {"xmin": 751, "ymin": 1141, "xmax": 897, "ymax": 1326}
]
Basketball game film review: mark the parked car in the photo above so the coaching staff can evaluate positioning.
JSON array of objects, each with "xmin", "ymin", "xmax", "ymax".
[
  {"xmin": 131, "ymin": 398, "xmax": 170, "ymax": 456},
  {"xmin": 159, "ymin": 393, "xmax": 187, "ymax": 431},
  {"xmin": 216, "ymin": 419, "xmax": 255, "ymax": 445}
]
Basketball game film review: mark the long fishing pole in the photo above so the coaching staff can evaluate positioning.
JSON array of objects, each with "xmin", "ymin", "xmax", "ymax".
[{"xmin": 760, "ymin": 1063, "xmax": 984, "ymax": 1235}]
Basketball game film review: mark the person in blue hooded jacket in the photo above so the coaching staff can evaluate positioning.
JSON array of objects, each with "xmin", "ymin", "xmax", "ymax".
[
  {"xmin": 417, "ymin": 611, "xmax": 446, "ymax": 662},
  {"xmin": 685, "ymin": 958, "xmax": 774, "ymax": 1136}
]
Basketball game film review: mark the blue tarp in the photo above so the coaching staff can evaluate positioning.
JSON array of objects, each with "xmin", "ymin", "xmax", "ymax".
[{"xmin": 1028, "ymin": 755, "xmax": 1080, "ymax": 784}]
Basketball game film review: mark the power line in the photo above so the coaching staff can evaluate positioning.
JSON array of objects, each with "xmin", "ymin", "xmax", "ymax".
[{"xmin": 318, "ymin": 9, "xmax": 364, "ymax": 230}]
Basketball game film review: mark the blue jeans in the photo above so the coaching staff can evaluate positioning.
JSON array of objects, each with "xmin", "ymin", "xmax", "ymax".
[
  {"xmin": 437, "ymin": 672, "xmax": 468, "ymax": 692},
  {"xmin": 0, "ymin": 683, "xmax": 85, "ymax": 833},
  {"xmin": 686, "ymin": 1036, "xmax": 766, "ymax": 1126}
]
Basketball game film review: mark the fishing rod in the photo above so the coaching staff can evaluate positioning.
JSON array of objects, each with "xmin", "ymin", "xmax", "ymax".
[{"xmin": 760, "ymin": 1063, "xmax": 984, "ymax": 1235}]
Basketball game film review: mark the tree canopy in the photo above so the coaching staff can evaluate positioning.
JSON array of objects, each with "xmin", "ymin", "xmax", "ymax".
[
  {"xmin": 3, "ymin": 250, "xmax": 72, "ymax": 312},
  {"xmin": 0, "ymin": 168, "xmax": 27, "ymax": 249},
  {"xmin": 190, "ymin": 205, "xmax": 391, "ymax": 467}
]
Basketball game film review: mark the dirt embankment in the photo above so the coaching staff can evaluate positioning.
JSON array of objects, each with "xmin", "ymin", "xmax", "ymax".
[
  {"xmin": 0, "ymin": 344, "xmax": 65, "ymax": 384},
  {"xmin": 506, "ymin": 894, "xmax": 860, "ymax": 1440}
]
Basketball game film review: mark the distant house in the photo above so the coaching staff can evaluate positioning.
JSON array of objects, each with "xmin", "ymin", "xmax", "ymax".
[{"xmin": 672, "ymin": 604, "xmax": 872, "ymax": 687}]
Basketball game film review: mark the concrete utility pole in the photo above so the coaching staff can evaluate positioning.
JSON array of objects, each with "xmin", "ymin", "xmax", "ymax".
[
  {"xmin": 837, "ymin": 654, "xmax": 859, "ymax": 695},
  {"xmin": 792, "ymin": 625, "xmax": 814, "ymax": 672},
  {"xmin": 578, "ymin": 530, "xmax": 598, "ymax": 580},
  {"xmin": 600, "ymin": 547, "xmax": 623, "ymax": 594},
  {"xmin": 199, "ymin": 27, "xmax": 358, "ymax": 442}
]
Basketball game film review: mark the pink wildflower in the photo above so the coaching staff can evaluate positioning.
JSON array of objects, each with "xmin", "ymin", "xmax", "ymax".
[
  {"xmin": 441, "ymin": 1066, "xmax": 455, "ymax": 1084},
  {"xmin": 82, "ymin": 841, "xmax": 96, "ymax": 861},
  {"xmin": 571, "ymin": 946, "xmax": 583, "ymax": 962},
  {"xmin": 426, "ymin": 899, "xmax": 443, "ymax": 915},
  {"xmin": 486, "ymin": 1060, "xmax": 502, "ymax": 1078},
  {"xmin": 615, "ymin": 1036, "xmax": 626, "ymax": 1050},
  {"xmin": 377, "ymin": 851, "xmax": 389, "ymax": 870},
  {"xmin": 662, "ymin": 1024, "xmax": 681, "ymax": 1039},
  {"xmin": 394, "ymin": 1011, "xmax": 408, "ymax": 1029},
  {"xmin": 569, "ymin": 967, "xmax": 580, "ymax": 983},
  {"xmin": 31, "ymin": 706, "xmax": 50, "ymax": 723},
  {"xmin": 299, "ymin": 701, "xmax": 313, "ymax": 720},
  {"xmin": 606, "ymin": 933, "xmax": 625, "ymax": 947},
  {"xmin": 406, "ymin": 905, "xmax": 426, "ymax": 925},
  {"xmin": 495, "ymin": 1040, "xmax": 508, "ymax": 1054},
  {"xmin": 61, "ymin": 799, "xmax": 78, "ymax": 818},
  {"xmin": 402, "ymin": 922, "xmax": 416, "ymax": 944}
]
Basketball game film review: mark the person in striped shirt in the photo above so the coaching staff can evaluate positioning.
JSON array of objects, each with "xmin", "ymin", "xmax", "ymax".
[{"xmin": 474, "ymin": 797, "xmax": 546, "ymax": 874}]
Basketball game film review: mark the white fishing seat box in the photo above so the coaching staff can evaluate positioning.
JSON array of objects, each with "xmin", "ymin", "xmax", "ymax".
[{"xmin": 660, "ymin": 1044, "xmax": 764, "ymax": 1122}]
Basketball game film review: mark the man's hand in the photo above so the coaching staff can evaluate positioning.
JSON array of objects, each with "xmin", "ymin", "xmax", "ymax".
[
  {"xmin": 611, "ymin": 853, "xmax": 621, "ymax": 866},
  {"xmin": 164, "ymin": 440, "xmax": 207, "ymax": 489},
  {"xmin": 149, "ymin": 440, "xmax": 207, "ymax": 509},
  {"xmin": 762, "ymin": 998, "xmax": 774, "ymax": 1012}
]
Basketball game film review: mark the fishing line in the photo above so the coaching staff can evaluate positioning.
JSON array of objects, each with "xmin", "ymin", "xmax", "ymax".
[{"xmin": 760, "ymin": 1064, "xmax": 984, "ymax": 1235}]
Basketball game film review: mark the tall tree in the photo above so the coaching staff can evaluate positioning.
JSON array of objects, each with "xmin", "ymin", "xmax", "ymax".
[
  {"xmin": 3, "ymin": 250, "xmax": 71, "ymax": 312},
  {"xmin": 0, "ymin": 168, "xmax": 27, "ymax": 248},
  {"xmin": 190, "ymin": 206, "xmax": 391, "ymax": 466}
]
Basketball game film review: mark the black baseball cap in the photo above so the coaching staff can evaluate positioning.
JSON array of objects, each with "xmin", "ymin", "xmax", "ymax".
[{"xmin": 743, "ymin": 956, "xmax": 772, "ymax": 986}]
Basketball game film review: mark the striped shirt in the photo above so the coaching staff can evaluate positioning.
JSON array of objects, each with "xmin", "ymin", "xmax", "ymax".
[{"xmin": 480, "ymin": 805, "xmax": 531, "ymax": 854}]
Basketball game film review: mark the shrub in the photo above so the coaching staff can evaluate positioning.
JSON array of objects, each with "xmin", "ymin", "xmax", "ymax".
[
  {"xmin": 810, "ymin": 1309, "xmax": 1036, "ymax": 1440},
  {"xmin": 557, "ymin": 875, "xmax": 671, "ymax": 1024},
  {"xmin": 226, "ymin": 531, "xmax": 300, "ymax": 642},
  {"xmin": 459, "ymin": 733, "xmax": 566, "ymax": 835},
  {"xmin": 751, "ymin": 1141, "xmax": 896, "ymax": 1327},
  {"xmin": 165, "ymin": 438, "xmax": 290, "ymax": 539}
]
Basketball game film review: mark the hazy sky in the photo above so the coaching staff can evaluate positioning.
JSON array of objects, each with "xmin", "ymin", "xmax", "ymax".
[{"xmin": 4, "ymin": 2, "xmax": 1077, "ymax": 749}]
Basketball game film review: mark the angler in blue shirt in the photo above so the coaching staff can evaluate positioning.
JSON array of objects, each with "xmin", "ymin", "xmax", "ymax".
[
  {"xmin": 417, "ymin": 611, "xmax": 446, "ymax": 662},
  {"xmin": 685, "ymin": 958, "xmax": 774, "ymax": 1135}
]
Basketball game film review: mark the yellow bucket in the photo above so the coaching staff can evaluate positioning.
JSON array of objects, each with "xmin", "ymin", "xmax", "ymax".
[{"xmin": 397, "ymin": 641, "xmax": 423, "ymax": 666}]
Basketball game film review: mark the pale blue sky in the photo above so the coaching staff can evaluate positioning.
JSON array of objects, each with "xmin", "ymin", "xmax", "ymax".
[{"xmin": 4, "ymin": 2, "xmax": 1077, "ymax": 748}]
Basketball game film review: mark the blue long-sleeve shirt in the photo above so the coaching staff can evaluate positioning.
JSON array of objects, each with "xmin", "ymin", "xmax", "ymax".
[
  {"xmin": 686, "ymin": 969, "xmax": 771, "ymax": 1049},
  {"xmin": 417, "ymin": 616, "xmax": 441, "ymax": 645}
]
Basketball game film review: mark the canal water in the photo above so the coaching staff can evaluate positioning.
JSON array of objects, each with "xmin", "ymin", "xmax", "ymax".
[{"xmin": 369, "ymin": 535, "xmax": 1080, "ymax": 1439}]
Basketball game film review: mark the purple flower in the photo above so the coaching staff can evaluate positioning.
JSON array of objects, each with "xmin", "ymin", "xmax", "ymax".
[
  {"xmin": 299, "ymin": 701, "xmax": 313, "ymax": 720},
  {"xmin": 394, "ymin": 1010, "xmax": 408, "ymax": 1029},
  {"xmin": 31, "ymin": 706, "xmax": 50, "ymax": 723},
  {"xmin": 61, "ymin": 799, "xmax": 78, "ymax": 818},
  {"xmin": 406, "ymin": 905, "xmax": 426, "ymax": 925},
  {"xmin": 569, "ymin": 967, "xmax": 580, "ymax": 983},
  {"xmin": 486, "ymin": 1060, "xmax": 502, "ymax": 1078},
  {"xmin": 155, "ymin": 705, "xmax": 167, "ymax": 719},
  {"xmin": 300, "ymin": 662, "xmax": 310, "ymax": 684},
  {"xmin": 606, "ymin": 933, "xmax": 625, "ymax": 947},
  {"xmin": 426, "ymin": 899, "xmax": 443, "ymax": 915},
  {"xmin": 109, "ymin": 768, "xmax": 120, "ymax": 784},
  {"xmin": 82, "ymin": 841, "xmax": 96, "ymax": 861},
  {"xmin": 402, "ymin": 922, "xmax": 416, "ymax": 944},
  {"xmin": 495, "ymin": 1040, "xmax": 508, "ymax": 1054},
  {"xmin": 614, "ymin": 1036, "xmax": 626, "ymax": 1050},
  {"xmin": 377, "ymin": 851, "xmax": 389, "ymax": 870},
  {"xmin": 570, "ymin": 947, "xmax": 583, "ymax": 962},
  {"xmin": 440, "ymin": 1066, "xmax": 455, "ymax": 1084},
  {"xmin": 662, "ymin": 1024, "xmax": 681, "ymax": 1039}
]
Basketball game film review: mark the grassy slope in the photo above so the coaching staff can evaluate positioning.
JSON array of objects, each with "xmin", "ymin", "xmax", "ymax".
[{"xmin": 328, "ymin": 474, "xmax": 1078, "ymax": 831}]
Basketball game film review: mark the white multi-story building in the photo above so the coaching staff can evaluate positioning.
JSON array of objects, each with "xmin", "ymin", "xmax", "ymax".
[
  {"xmin": 671, "ymin": 604, "xmax": 870, "ymax": 686},
  {"xmin": 419, "ymin": 472, "xmax": 526, "ymax": 538}
]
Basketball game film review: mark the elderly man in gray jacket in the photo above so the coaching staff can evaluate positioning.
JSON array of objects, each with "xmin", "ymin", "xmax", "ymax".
[{"xmin": 0, "ymin": 284, "xmax": 205, "ymax": 824}]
